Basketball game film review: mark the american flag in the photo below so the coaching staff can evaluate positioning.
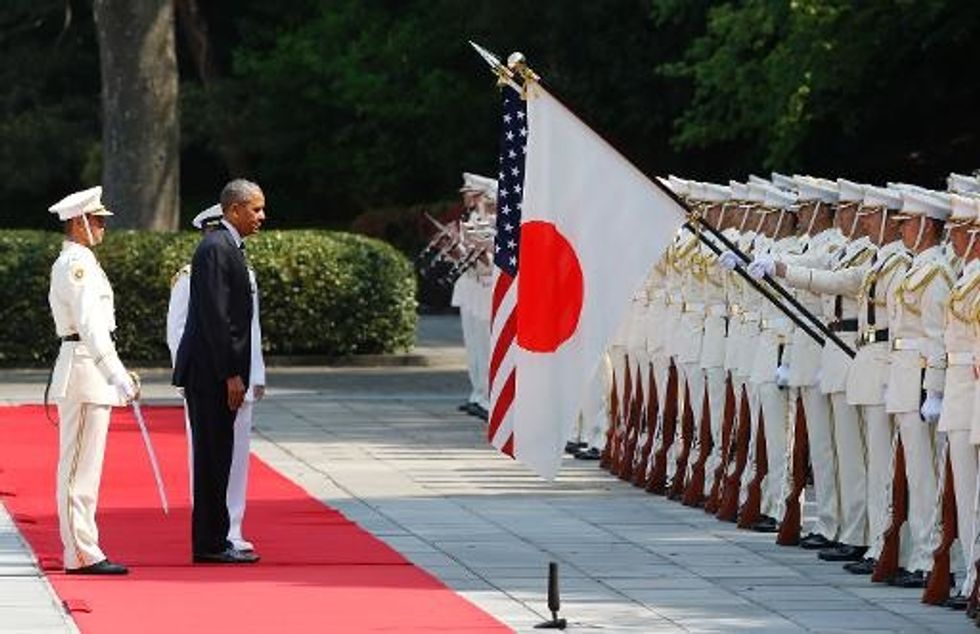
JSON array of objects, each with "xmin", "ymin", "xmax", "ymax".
[{"xmin": 488, "ymin": 85, "xmax": 527, "ymax": 456}]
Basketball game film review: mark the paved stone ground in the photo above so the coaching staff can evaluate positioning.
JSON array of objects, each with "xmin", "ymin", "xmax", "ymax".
[{"xmin": 0, "ymin": 315, "xmax": 974, "ymax": 632}]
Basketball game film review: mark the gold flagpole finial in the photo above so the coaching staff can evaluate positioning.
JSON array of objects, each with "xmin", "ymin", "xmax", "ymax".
[
  {"xmin": 469, "ymin": 41, "xmax": 521, "ymax": 90},
  {"xmin": 506, "ymin": 52, "xmax": 540, "ymax": 100}
]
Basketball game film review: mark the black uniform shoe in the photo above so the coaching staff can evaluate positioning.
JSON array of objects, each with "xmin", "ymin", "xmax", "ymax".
[
  {"xmin": 457, "ymin": 402, "xmax": 471, "ymax": 413},
  {"xmin": 469, "ymin": 404, "xmax": 489, "ymax": 420},
  {"xmin": 193, "ymin": 547, "xmax": 260, "ymax": 564},
  {"xmin": 565, "ymin": 440, "xmax": 588, "ymax": 455},
  {"xmin": 799, "ymin": 533, "xmax": 836, "ymax": 550},
  {"xmin": 818, "ymin": 544, "xmax": 868, "ymax": 562},
  {"xmin": 843, "ymin": 557, "xmax": 877, "ymax": 574},
  {"xmin": 66, "ymin": 559, "xmax": 128, "ymax": 575},
  {"xmin": 750, "ymin": 515, "xmax": 778, "ymax": 533},
  {"xmin": 574, "ymin": 447, "xmax": 601, "ymax": 460},
  {"xmin": 944, "ymin": 594, "xmax": 968, "ymax": 610},
  {"xmin": 891, "ymin": 569, "xmax": 926, "ymax": 588}
]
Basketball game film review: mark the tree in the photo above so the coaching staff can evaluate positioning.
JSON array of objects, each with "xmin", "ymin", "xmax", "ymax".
[{"xmin": 93, "ymin": 0, "xmax": 179, "ymax": 230}]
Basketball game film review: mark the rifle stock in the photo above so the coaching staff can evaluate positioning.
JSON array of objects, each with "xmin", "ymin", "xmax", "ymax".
[
  {"xmin": 682, "ymin": 383, "xmax": 712, "ymax": 507},
  {"xmin": 737, "ymin": 412, "xmax": 767, "ymax": 529},
  {"xmin": 922, "ymin": 451, "xmax": 957, "ymax": 605},
  {"xmin": 705, "ymin": 375, "xmax": 736, "ymax": 514},
  {"xmin": 631, "ymin": 364, "xmax": 658, "ymax": 487},
  {"xmin": 776, "ymin": 395, "xmax": 808, "ymax": 546},
  {"xmin": 717, "ymin": 384, "xmax": 751, "ymax": 521},
  {"xmin": 610, "ymin": 358, "xmax": 634, "ymax": 474},
  {"xmin": 617, "ymin": 369, "xmax": 643, "ymax": 481},
  {"xmin": 646, "ymin": 362, "xmax": 678, "ymax": 494},
  {"xmin": 668, "ymin": 382, "xmax": 696, "ymax": 500},
  {"xmin": 599, "ymin": 368, "xmax": 620, "ymax": 470},
  {"xmin": 872, "ymin": 437, "xmax": 907, "ymax": 583}
]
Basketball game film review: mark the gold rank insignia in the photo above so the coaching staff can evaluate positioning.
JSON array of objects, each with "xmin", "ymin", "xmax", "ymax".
[{"xmin": 71, "ymin": 265, "xmax": 85, "ymax": 281}]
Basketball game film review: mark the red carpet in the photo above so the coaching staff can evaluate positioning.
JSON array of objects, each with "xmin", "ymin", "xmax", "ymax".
[{"xmin": 0, "ymin": 405, "xmax": 511, "ymax": 633}]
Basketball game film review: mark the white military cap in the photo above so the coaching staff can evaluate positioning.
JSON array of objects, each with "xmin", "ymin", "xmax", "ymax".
[
  {"xmin": 48, "ymin": 186, "xmax": 112, "ymax": 221},
  {"xmin": 837, "ymin": 178, "xmax": 866, "ymax": 203},
  {"xmin": 948, "ymin": 172, "xmax": 980, "ymax": 195},
  {"xmin": 747, "ymin": 181, "xmax": 769, "ymax": 204},
  {"xmin": 701, "ymin": 182, "xmax": 731, "ymax": 202},
  {"xmin": 764, "ymin": 185, "xmax": 797, "ymax": 210},
  {"xmin": 794, "ymin": 175, "xmax": 838, "ymax": 203},
  {"xmin": 862, "ymin": 185, "xmax": 903, "ymax": 210},
  {"xmin": 770, "ymin": 171, "xmax": 797, "ymax": 192},
  {"xmin": 901, "ymin": 188, "xmax": 952, "ymax": 220},
  {"xmin": 664, "ymin": 174, "xmax": 692, "ymax": 197},
  {"xmin": 460, "ymin": 172, "xmax": 498, "ymax": 198},
  {"xmin": 729, "ymin": 180, "xmax": 749, "ymax": 200},
  {"xmin": 949, "ymin": 193, "xmax": 980, "ymax": 223},
  {"xmin": 191, "ymin": 204, "xmax": 223, "ymax": 229},
  {"xmin": 748, "ymin": 174, "xmax": 770, "ymax": 187}
]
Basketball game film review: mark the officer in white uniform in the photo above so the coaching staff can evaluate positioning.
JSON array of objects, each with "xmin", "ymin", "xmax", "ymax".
[
  {"xmin": 47, "ymin": 186, "xmax": 138, "ymax": 575},
  {"xmin": 167, "ymin": 204, "xmax": 266, "ymax": 552}
]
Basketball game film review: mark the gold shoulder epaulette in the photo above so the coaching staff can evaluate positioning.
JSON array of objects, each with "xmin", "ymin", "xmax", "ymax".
[
  {"xmin": 844, "ymin": 246, "xmax": 875, "ymax": 268},
  {"xmin": 170, "ymin": 264, "xmax": 191, "ymax": 289},
  {"xmin": 949, "ymin": 271, "xmax": 980, "ymax": 322}
]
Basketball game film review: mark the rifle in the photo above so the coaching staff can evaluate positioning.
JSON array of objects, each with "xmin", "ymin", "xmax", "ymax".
[
  {"xmin": 599, "ymin": 371, "xmax": 618, "ymax": 470},
  {"xmin": 646, "ymin": 361, "xmax": 679, "ymax": 494},
  {"xmin": 717, "ymin": 383, "xmax": 752, "ymax": 522},
  {"xmin": 682, "ymin": 382, "xmax": 712, "ymax": 507},
  {"xmin": 737, "ymin": 411, "xmax": 768, "ymax": 529},
  {"xmin": 923, "ymin": 442, "xmax": 956, "ymax": 605},
  {"xmin": 668, "ymin": 382, "xmax": 696, "ymax": 500},
  {"xmin": 631, "ymin": 363, "xmax": 659, "ymax": 487},
  {"xmin": 872, "ymin": 433, "xmax": 907, "ymax": 583},
  {"xmin": 617, "ymin": 366, "xmax": 643, "ymax": 481},
  {"xmin": 705, "ymin": 375, "xmax": 736, "ymax": 514},
  {"xmin": 776, "ymin": 393, "xmax": 809, "ymax": 545},
  {"xmin": 610, "ymin": 357, "xmax": 633, "ymax": 474}
]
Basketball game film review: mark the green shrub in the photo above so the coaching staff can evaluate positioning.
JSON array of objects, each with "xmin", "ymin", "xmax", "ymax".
[{"xmin": 0, "ymin": 229, "xmax": 417, "ymax": 367}]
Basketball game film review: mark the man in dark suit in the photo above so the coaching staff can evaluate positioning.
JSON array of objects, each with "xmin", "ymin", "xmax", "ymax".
[{"xmin": 174, "ymin": 179, "xmax": 266, "ymax": 564}]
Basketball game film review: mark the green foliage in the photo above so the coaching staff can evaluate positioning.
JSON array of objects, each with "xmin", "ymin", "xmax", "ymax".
[{"xmin": 0, "ymin": 229, "xmax": 416, "ymax": 366}]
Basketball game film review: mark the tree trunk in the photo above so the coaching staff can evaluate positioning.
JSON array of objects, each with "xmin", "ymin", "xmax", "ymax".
[{"xmin": 93, "ymin": 0, "xmax": 179, "ymax": 230}]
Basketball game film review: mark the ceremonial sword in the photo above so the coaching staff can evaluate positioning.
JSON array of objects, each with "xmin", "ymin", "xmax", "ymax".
[{"xmin": 131, "ymin": 397, "xmax": 170, "ymax": 515}]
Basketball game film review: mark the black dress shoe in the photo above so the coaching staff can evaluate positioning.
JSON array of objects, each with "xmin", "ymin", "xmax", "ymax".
[
  {"xmin": 457, "ymin": 402, "xmax": 471, "ymax": 413},
  {"xmin": 750, "ymin": 515, "xmax": 778, "ymax": 533},
  {"xmin": 470, "ymin": 405, "xmax": 489, "ymax": 420},
  {"xmin": 574, "ymin": 447, "xmax": 601, "ymax": 460},
  {"xmin": 944, "ymin": 594, "xmax": 968, "ymax": 610},
  {"xmin": 565, "ymin": 440, "xmax": 588, "ymax": 454},
  {"xmin": 799, "ymin": 533, "xmax": 836, "ymax": 550},
  {"xmin": 818, "ymin": 544, "xmax": 868, "ymax": 562},
  {"xmin": 193, "ymin": 547, "xmax": 260, "ymax": 564},
  {"xmin": 843, "ymin": 557, "xmax": 877, "ymax": 574},
  {"xmin": 891, "ymin": 569, "xmax": 926, "ymax": 588},
  {"xmin": 66, "ymin": 559, "xmax": 128, "ymax": 575}
]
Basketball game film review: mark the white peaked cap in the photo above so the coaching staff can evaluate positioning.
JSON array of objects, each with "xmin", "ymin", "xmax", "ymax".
[
  {"xmin": 748, "ymin": 174, "xmax": 770, "ymax": 187},
  {"xmin": 949, "ymin": 193, "xmax": 980, "ymax": 223},
  {"xmin": 460, "ymin": 172, "xmax": 498, "ymax": 198},
  {"xmin": 764, "ymin": 185, "xmax": 798, "ymax": 210},
  {"xmin": 701, "ymin": 182, "xmax": 731, "ymax": 202},
  {"xmin": 192, "ymin": 203, "xmax": 223, "ymax": 229},
  {"xmin": 948, "ymin": 172, "xmax": 980, "ymax": 195},
  {"xmin": 770, "ymin": 171, "xmax": 797, "ymax": 192},
  {"xmin": 901, "ymin": 189, "xmax": 952, "ymax": 221},
  {"xmin": 794, "ymin": 175, "xmax": 839, "ymax": 203},
  {"xmin": 665, "ymin": 174, "xmax": 692, "ymax": 197},
  {"xmin": 837, "ymin": 178, "xmax": 866, "ymax": 203},
  {"xmin": 729, "ymin": 181, "xmax": 749, "ymax": 201},
  {"xmin": 747, "ymin": 182, "xmax": 769, "ymax": 204},
  {"xmin": 49, "ymin": 186, "xmax": 112, "ymax": 221},
  {"xmin": 862, "ymin": 186, "xmax": 903, "ymax": 210}
]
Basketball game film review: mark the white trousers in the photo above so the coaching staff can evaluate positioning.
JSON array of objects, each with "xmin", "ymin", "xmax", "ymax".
[
  {"xmin": 679, "ymin": 362, "xmax": 706, "ymax": 484},
  {"xmin": 702, "ymin": 366, "xmax": 727, "ymax": 496},
  {"xmin": 831, "ymin": 392, "xmax": 866, "ymax": 546},
  {"xmin": 946, "ymin": 430, "xmax": 976, "ymax": 595},
  {"xmin": 800, "ymin": 386, "xmax": 840, "ymax": 540},
  {"xmin": 57, "ymin": 401, "xmax": 111, "ymax": 569},
  {"xmin": 578, "ymin": 355, "xmax": 613, "ymax": 448},
  {"xmin": 185, "ymin": 400, "xmax": 254, "ymax": 547},
  {"xmin": 460, "ymin": 310, "xmax": 490, "ymax": 409},
  {"xmin": 746, "ymin": 382, "xmax": 788, "ymax": 520},
  {"xmin": 863, "ymin": 405, "xmax": 892, "ymax": 559},
  {"xmin": 896, "ymin": 411, "xmax": 939, "ymax": 572}
]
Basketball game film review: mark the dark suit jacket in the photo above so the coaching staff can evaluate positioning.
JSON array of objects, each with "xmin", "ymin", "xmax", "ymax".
[{"xmin": 173, "ymin": 225, "xmax": 253, "ymax": 390}]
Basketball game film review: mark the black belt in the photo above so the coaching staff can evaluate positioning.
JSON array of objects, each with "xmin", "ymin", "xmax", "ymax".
[
  {"xmin": 828, "ymin": 318, "xmax": 858, "ymax": 333},
  {"xmin": 861, "ymin": 328, "xmax": 889, "ymax": 345},
  {"xmin": 60, "ymin": 334, "xmax": 80, "ymax": 342}
]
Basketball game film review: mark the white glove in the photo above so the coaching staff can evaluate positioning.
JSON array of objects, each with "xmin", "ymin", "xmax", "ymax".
[
  {"xmin": 719, "ymin": 251, "xmax": 740, "ymax": 271},
  {"xmin": 747, "ymin": 257, "xmax": 775, "ymax": 280},
  {"xmin": 113, "ymin": 370, "xmax": 138, "ymax": 403},
  {"xmin": 920, "ymin": 390, "xmax": 943, "ymax": 424},
  {"xmin": 775, "ymin": 364, "xmax": 790, "ymax": 387}
]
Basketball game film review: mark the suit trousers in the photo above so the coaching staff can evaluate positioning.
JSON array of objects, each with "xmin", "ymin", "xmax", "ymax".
[
  {"xmin": 946, "ymin": 430, "xmax": 977, "ymax": 594},
  {"xmin": 800, "ymin": 386, "xmax": 840, "ymax": 541},
  {"xmin": 743, "ymin": 382, "xmax": 788, "ymax": 520},
  {"xmin": 56, "ymin": 401, "xmax": 111, "ymax": 569},
  {"xmin": 702, "ymin": 366, "xmax": 727, "ymax": 496},
  {"xmin": 185, "ymin": 384, "xmax": 235, "ymax": 555},
  {"xmin": 831, "ymin": 393, "xmax": 866, "ymax": 547},
  {"xmin": 896, "ymin": 411, "xmax": 939, "ymax": 572}
]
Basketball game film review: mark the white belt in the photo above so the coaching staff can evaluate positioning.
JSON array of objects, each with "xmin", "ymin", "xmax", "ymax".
[
  {"xmin": 683, "ymin": 302, "xmax": 705, "ymax": 314},
  {"xmin": 760, "ymin": 317, "xmax": 790, "ymax": 331},
  {"xmin": 706, "ymin": 305, "xmax": 728, "ymax": 317},
  {"xmin": 947, "ymin": 351, "xmax": 975, "ymax": 366},
  {"xmin": 891, "ymin": 337, "xmax": 923, "ymax": 352}
]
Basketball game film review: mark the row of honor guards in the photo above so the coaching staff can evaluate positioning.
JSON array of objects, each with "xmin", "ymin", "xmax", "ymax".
[
  {"xmin": 417, "ymin": 173, "xmax": 497, "ymax": 421},
  {"xmin": 592, "ymin": 170, "xmax": 980, "ymax": 620}
]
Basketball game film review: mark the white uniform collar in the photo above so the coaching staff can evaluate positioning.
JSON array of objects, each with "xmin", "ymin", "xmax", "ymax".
[
  {"xmin": 914, "ymin": 243, "xmax": 944, "ymax": 263},
  {"xmin": 961, "ymin": 258, "xmax": 980, "ymax": 279},
  {"xmin": 220, "ymin": 219, "xmax": 244, "ymax": 248},
  {"xmin": 876, "ymin": 239, "xmax": 906, "ymax": 260}
]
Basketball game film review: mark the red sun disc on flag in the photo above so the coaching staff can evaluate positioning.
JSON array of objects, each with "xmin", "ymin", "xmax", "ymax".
[{"xmin": 516, "ymin": 220, "xmax": 584, "ymax": 353}]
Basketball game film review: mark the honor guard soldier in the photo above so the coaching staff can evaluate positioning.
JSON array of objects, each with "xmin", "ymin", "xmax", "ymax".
[
  {"xmin": 47, "ymin": 186, "xmax": 138, "ymax": 575},
  {"xmin": 883, "ymin": 187, "xmax": 954, "ymax": 588},
  {"xmin": 167, "ymin": 203, "xmax": 266, "ymax": 552}
]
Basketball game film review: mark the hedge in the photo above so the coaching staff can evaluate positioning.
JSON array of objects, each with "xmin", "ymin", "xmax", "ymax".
[{"xmin": 0, "ymin": 229, "xmax": 417, "ymax": 367}]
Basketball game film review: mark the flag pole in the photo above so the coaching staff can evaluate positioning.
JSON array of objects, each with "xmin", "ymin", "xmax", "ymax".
[{"xmin": 470, "ymin": 43, "xmax": 853, "ymax": 358}]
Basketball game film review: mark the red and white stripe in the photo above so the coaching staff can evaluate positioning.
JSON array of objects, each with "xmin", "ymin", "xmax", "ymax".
[{"xmin": 488, "ymin": 268, "xmax": 516, "ymax": 456}]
